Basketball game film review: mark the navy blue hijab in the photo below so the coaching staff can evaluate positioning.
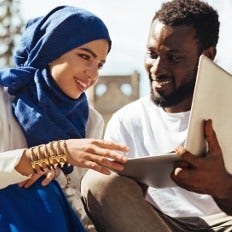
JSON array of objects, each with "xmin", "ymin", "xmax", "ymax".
[
  {"xmin": 0, "ymin": 6, "xmax": 111, "ymax": 231},
  {"xmin": 0, "ymin": 5, "xmax": 111, "ymax": 148}
]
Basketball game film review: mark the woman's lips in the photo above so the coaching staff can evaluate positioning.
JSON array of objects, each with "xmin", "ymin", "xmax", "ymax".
[{"xmin": 74, "ymin": 77, "xmax": 89, "ymax": 91}]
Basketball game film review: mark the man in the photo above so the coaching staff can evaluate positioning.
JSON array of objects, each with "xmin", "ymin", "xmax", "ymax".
[{"xmin": 81, "ymin": 0, "xmax": 232, "ymax": 231}]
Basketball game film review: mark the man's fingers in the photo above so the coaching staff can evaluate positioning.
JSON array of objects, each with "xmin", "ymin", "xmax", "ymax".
[
  {"xmin": 175, "ymin": 147, "xmax": 198, "ymax": 167},
  {"xmin": 204, "ymin": 119, "xmax": 222, "ymax": 156},
  {"xmin": 171, "ymin": 167, "xmax": 191, "ymax": 184},
  {"xmin": 171, "ymin": 167, "xmax": 198, "ymax": 191},
  {"xmin": 173, "ymin": 160, "xmax": 191, "ymax": 169}
]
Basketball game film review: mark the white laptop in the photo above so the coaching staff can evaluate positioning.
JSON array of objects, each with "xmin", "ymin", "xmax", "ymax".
[{"xmin": 117, "ymin": 55, "xmax": 232, "ymax": 188}]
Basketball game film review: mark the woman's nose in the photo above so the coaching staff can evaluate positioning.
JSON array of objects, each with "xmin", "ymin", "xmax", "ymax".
[{"xmin": 85, "ymin": 65, "xmax": 98, "ymax": 81}]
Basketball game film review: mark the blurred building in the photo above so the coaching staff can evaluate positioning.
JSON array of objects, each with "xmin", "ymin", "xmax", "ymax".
[{"xmin": 88, "ymin": 71, "xmax": 140, "ymax": 129}]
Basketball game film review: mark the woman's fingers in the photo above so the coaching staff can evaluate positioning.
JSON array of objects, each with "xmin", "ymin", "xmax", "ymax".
[
  {"xmin": 41, "ymin": 170, "xmax": 56, "ymax": 186},
  {"xmin": 65, "ymin": 138, "xmax": 129, "ymax": 174},
  {"xmin": 18, "ymin": 172, "xmax": 42, "ymax": 188},
  {"xmin": 67, "ymin": 138, "xmax": 128, "ymax": 164},
  {"xmin": 93, "ymin": 155, "xmax": 125, "ymax": 171},
  {"xmin": 18, "ymin": 169, "xmax": 58, "ymax": 188},
  {"xmin": 81, "ymin": 160, "xmax": 123, "ymax": 175},
  {"xmin": 76, "ymin": 152, "xmax": 126, "ymax": 172},
  {"xmin": 90, "ymin": 147, "xmax": 128, "ymax": 163},
  {"xmin": 82, "ymin": 140, "xmax": 129, "ymax": 163},
  {"xmin": 87, "ymin": 140, "xmax": 129, "ymax": 163},
  {"xmin": 91, "ymin": 139, "xmax": 129, "ymax": 152},
  {"xmin": 84, "ymin": 160, "xmax": 111, "ymax": 175}
]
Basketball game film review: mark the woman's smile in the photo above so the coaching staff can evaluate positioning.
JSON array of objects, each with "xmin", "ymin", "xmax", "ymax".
[{"xmin": 74, "ymin": 76, "xmax": 89, "ymax": 92}]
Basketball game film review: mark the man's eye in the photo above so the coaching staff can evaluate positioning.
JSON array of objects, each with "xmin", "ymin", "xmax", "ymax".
[{"xmin": 169, "ymin": 55, "xmax": 181, "ymax": 63}]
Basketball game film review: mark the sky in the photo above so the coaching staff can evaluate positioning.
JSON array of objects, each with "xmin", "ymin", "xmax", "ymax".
[{"xmin": 20, "ymin": 0, "xmax": 232, "ymax": 97}]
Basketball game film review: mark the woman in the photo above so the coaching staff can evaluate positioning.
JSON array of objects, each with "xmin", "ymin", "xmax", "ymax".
[{"xmin": 0, "ymin": 5, "xmax": 128, "ymax": 231}]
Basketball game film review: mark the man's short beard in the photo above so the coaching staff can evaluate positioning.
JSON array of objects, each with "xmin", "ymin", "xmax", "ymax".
[{"xmin": 151, "ymin": 78, "xmax": 196, "ymax": 108}]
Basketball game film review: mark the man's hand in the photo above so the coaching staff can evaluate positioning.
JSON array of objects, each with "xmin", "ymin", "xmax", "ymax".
[{"xmin": 171, "ymin": 119, "xmax": 232, "ymax": 199}]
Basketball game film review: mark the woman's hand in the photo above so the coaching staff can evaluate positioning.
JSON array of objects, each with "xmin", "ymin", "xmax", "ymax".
[
  {"xmin": 65, "ymin": 139, "xmax": 128, "ymax": 175},
  {"xmin": 18, "ymin": 168, "xmax": 60, "ymax": 188},
  {"xmin": 17, "ymin": 138, "xmax": 129, "ymax": 186}
]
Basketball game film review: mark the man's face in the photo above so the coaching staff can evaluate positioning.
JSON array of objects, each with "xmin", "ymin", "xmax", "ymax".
[{"xmin": 144, "ymin": 20, "xmax": 201, "ymax": 112}]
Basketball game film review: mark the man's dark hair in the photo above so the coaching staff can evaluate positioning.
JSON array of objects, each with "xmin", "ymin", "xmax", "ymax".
[{"xmin": 153, "ymin": 0, "xmax": 219, "ymax": 50}]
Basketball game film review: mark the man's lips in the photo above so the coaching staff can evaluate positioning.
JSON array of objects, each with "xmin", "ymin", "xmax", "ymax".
[{"xmin": 151, "ymin": 78, "xmax": 172, "ymax": 89}]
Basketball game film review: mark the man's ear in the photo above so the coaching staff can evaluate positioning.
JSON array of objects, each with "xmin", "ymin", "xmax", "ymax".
[{"xmin": 202, "ymin": 47, "xmax": 217, "ymax": 60}]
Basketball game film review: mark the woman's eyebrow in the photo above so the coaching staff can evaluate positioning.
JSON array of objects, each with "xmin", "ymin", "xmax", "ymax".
[
  {"xmin": 78, "ymin": 47, "xmax": 106, "ymax": 63},
  {"xmin": 79, "ymin": 48, "xmax": 97, "ymax": 58}
]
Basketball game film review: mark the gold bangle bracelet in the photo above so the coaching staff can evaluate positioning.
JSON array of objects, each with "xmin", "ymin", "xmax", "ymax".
[{"xmin": 30, "ymin": 140, "xmax": 68, "ymax": 173}]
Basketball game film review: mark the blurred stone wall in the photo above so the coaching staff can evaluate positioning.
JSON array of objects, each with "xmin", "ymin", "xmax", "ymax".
[{"xmin": 88, "ymin": 71, "xmax": 140, "ymax": 129}]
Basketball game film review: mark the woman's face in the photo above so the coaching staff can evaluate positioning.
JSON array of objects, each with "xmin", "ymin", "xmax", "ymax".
[{"xmin": 49, "ymin": 39, "xmax": 109, "ymax": 99}]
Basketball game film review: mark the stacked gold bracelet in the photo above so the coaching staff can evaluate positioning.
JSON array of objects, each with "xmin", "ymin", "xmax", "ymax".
[{"xmin": 29, "ymin": 140, "xmax": 69, "ymax": 173}]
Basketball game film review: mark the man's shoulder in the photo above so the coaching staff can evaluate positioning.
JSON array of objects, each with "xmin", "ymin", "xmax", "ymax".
[
  {"xmin": 115, "ymin": 95, "xmax": 153, "ymax": 115},
  {"xmin": 111, "ymin": 95, "xmax": 156, "ymax": 126}
]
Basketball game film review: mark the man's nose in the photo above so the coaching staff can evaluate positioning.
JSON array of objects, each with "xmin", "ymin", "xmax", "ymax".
[{"xmin": 150, "ymin": 57, "xmax": 169, "ymax": 78}]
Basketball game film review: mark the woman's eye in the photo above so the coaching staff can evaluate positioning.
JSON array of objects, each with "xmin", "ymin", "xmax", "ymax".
[
  {"xmin": 98, "ymin": 63, "xmax": 104, "ymax": 70},
  {"xmin": 79, "ymin": 54, "xmax": 90, "ymax": 60}
]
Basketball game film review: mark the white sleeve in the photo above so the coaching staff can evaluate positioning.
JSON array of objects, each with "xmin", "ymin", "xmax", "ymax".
[
  {"xmin": 0, "ymin": 149, "xmax": 30, "ymax": 189},
  {"xmin": 0, "ymin": 88, "xmax": 30, "ymax": 189}
]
